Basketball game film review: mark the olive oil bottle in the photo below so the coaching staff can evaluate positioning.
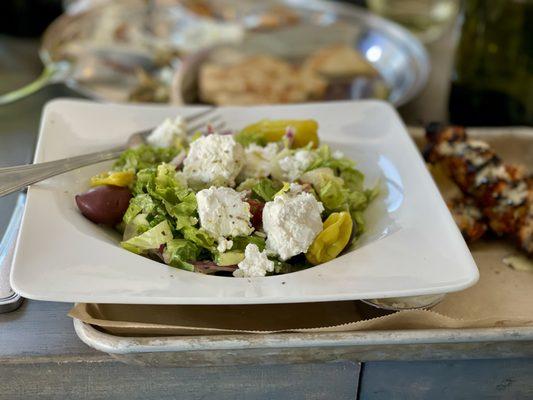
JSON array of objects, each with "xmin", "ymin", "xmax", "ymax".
[{"xmin": 449, "ymin": 0, "xmax": 532, "ymax": 126}]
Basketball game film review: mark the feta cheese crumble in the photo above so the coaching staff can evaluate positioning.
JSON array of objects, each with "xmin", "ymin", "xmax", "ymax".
[
  {"xmin": 332, "ymin": 150, "xmax": 344, "ymax": 160},
  {"xmin": 233, "ymin": 244, "xmax": 274, "ymax": 278},
  {"xmin": 263, "ymin": 191, "xmax": 324, "ymax": 260},
  {"xmin": 183, "ymin": 134, "xmax": 244, "ymax": 187},
  {"xmin": 216, "ymin": 237, "xmax": 234, "ymax": 253},
  {"xmin": 239, "ymin": 143, "xmax": 279, "ymax": 180},
  {"xmin": 278, "ymin": 149, "xmax": 315, "ymax": 182},
  {"xmin": 147, "ymin": 116, "xmax": 187, "ymax": 148},
  {"xmin": 196, "ymin": 187, "xmax": 253, "ymax": 247}
]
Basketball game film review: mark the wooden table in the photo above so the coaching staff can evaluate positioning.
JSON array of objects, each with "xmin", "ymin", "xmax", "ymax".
[{"xmin": 1, "ymin": 35, "xmax": 533, "ymax": 400}]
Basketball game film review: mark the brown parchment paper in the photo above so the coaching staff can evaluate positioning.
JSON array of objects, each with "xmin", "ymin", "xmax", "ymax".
[
  {"xmin": 68, "ymin": 239, "xmax": 533, "ymax": 336},
  {"xmin": 69, "ymin": 129, "xmax": 533, "ymax": 337}
]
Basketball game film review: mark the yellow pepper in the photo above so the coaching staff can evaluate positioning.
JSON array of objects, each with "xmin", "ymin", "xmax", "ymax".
[
  {"xmin": 306, "ymin": 211, "xmax": 353, "ymax": 265},
  {"xmin": 240, "ymin": 119, "xmax": 319, "ymax": 148},
  {"xmin": 90, "ymin": 171, "xmax": 135, "ymax": 187}
]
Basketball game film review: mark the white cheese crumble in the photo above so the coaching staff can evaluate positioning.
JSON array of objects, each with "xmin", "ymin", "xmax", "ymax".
[
  {"xmin": 263, "ymin": 191, "xmax": 324, "ymax": 260},
  {"xmin": 239, "ymin": 143, "xmax": 279, "ymax": 180},
  {"xmin": 196, "ymin": 187, "xmax": 253, "ymax": 247},
  {"xmin": 216, "ymin": 237, "xmax": 234, "ymax": 253},
  {"xmin": 233, "ymin": 244, "xmax": 274, "ymax": 278},
  {"xmin": 333, "ymin": 150, "xmax": 344, "ymax": 160},
  {"xmin": 183, "ymin": 134, "xmax": 244, "ymax": 187},
  {"xmin": 289, "ymin": 183, "xmax": 304, "ymax": 193},
  {"xmin": 278, "ymin": 149, "xmax": 315, "ymax": 182},
  {"xmin": 147, "ymin": 116, "xmax": 187, "ymax": 148}
]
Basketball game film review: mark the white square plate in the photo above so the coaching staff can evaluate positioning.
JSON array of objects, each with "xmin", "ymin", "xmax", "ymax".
[{"xmin": 11, "ymin": 99, "xmax": 478, "ymax": 304}]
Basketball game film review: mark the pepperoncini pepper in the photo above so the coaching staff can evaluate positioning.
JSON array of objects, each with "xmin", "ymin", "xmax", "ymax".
[
  {"xmin": 306, "ymin": 211, "xmax": 353, "ymax": 265},
  {"xmin": 90, "ymin": 171, "xmax": 135, "ymax": 187},
  {"xmin": 238, "ymin": 119, "xmax": 319, "ymax": 148}
]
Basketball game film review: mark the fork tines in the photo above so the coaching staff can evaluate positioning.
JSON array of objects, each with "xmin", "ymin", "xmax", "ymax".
[{"xmin": 187, "ymin": 113, "xmax": 226, "ymax": 135}]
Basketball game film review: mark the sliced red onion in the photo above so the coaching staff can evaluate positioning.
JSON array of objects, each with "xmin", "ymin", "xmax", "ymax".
[
  {"xmin": 169, "ymin": 150, "xmax": 186, "ymax": 170},
  {"xmin": 284, "ymin": 125, "xmax": 295, "ymax": 147},
  {"xmin": 149, "ymin": 245, "xmax": 166, "ymax": 262},
  {"xmin": 192, "ymin": 260, "xmax": 238, "ymax": 274}
]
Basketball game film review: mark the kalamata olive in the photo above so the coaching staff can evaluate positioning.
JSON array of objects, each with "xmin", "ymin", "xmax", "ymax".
[
  {"xmin": 247, "ymin": 199, "xmax": 264, "ymax": 230},
  {"xmin": 75, "ymin": 185, "xmax": 132, "ymax": 226}
]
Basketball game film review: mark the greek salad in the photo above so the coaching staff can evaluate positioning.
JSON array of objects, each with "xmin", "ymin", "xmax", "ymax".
[{"xmin": 75, "ymin": 115, "xmax": 377, "ymax": 277}]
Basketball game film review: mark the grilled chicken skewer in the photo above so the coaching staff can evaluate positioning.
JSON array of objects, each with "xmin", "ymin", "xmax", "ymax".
[
  {"xmin": 424, "ymin": 123, "xmax": 532, "ymax": 255},
  {"xmin": 447, "ymin": 196, "xmax": 488, "ymax": 243}
]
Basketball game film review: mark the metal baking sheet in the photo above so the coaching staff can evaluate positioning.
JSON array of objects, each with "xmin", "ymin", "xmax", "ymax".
[{"xmin": 74, "ymin": 320, "xmax": 533, "ymax": 366}]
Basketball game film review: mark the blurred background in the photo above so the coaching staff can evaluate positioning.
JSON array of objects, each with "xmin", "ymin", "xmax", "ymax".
[{"xmin": 0, "ymin": 0, "xmax": 531, "ymax": 125}]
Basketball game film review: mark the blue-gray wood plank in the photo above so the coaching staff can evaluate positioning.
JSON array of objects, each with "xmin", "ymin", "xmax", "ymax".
[
  {"xmin": 359, "ymin": 359, "xmax": 533, "ymax": 400},
  {"xmin": 0, "ymin": 361, "xmax": 359, "ymax": 400}
]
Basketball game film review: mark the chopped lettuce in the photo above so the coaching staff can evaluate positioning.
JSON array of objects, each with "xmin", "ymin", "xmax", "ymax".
[
  {"xmin": 234, "ymin": 129, "xmax": 267, "ymax": 147},
  {"xmin": 341, "ymin": 168, "xmax": 365, "ymax": 192},
  {"xmin": 123, "ymin": 213, "xmax": 150, "ymax": 241},
  {"xmin": 307, "ymin": 145, "xmax": 354, "ymax": 172},
  {"xmin": 251, "ymin": 179, "xmax": 282, "ymax": 202},
  {"xmin": 113, "ymin": 145, "xmax": 179, "ymax": 173},
  {"xmin": 236, "ymin": 178, "xmax": 260, "ymax": 192},
  {"xmin": 302, "ymin": 145, "xmax": 378, "ymax": 237},
  {"xmin": 127, "ymin": 163, "xmax": 198, "ymax": 232},
  {"xmin": 163, "ymin": 239, "xmax": 200, "ymax": 271},
  {"xmin": 182, "ymin": 226, "xmax": 216, "ymax": 253},
  {"xmin": 231, "ymin": 235, "xmax": 266, "ymax": 252},
  {"xmin": 317, "ymin": 179, "xmax": 348, "ymax": 211},
  {"xmin": 123, "ymin": 194, "xmax": 156, "ymax": 224},
  {"xmin": 121, "ymin": 220, "xmax": 173, "ymax": 254}
]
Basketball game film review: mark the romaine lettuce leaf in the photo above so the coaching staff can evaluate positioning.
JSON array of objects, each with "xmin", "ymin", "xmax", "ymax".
[
  {"xmin": 317, "ymin": 179, "xmax": 348, "ymax": 211},
  {"xmin": 130, "ymin": 163, "xmax": 199, "ymax": 232},
  {"xmin": 182, "ymin": 226, "xmax": 216, "ymax": 252},
  {"xmin": 251, "ymin": 179, "xmax": 282, "ymax": 202},
  {"xmin": 231, "ymin": 235, "xmax": 266, "ymax": 252},
  {"xmin": 123, "ymin": 194, "xmax": 156, "ymax": 224},
  {"xmin": 121, "ymin": 220, "xmax": 173, "ymax": 254},
  {"xmin": 340, "ymin": 168, "xmax": 365, "ymax": 192},
  {"xmin": 163, "ymin": 239, "xmax": 200, "ymax": 271},
  {"xmin": 113, "ymin": 145, "xmax": 179, "ymax": 174},
  {"xmin": 123, "ymin": 213, "xmax": 150, "ymax": 241},
  {"xmin": 236, "ymin": 178, "xmax": 260, "ymax": 192},
  {"xmin": 234, "ymin": 129, "xmax": 267, "ymax": 147},
  {"xmin": 307, "ymin": 145, "xmax": 354, "ymax": 173}
]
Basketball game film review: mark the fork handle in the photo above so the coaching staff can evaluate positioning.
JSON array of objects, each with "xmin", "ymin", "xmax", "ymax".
[{"xmin": 0, "ymin": 147, "xmax": 125, "ymax": 198}]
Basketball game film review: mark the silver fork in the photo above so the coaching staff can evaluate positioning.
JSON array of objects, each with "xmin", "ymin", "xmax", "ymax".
[{"xmin": 0, "ymin": 109, "xmax": 226, "ymax": 198}]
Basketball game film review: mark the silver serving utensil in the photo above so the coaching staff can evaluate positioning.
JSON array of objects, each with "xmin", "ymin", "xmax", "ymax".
[
  {"xmin": 0, "ymin": 108, "xmax": 224, "ymax": 198},
  {"xmin": 0, "ymin": 49, "xmax": 158, "ymax": 106},
  {"xmin": 0, "ymin": 193, "xmax": 25, "ymax": 313}
]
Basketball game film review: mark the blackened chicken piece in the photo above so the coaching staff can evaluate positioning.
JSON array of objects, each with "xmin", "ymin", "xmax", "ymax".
[
  {"xmin": 447, "ymin": 197, "xmax": 488, "ymax": 242},
  {"xmin": 425, "ymin": 123, "xmax": 532, "ymax": 255}
]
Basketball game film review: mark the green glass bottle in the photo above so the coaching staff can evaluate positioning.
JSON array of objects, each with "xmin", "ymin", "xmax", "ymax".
[{"xmin": 449, "ymin": 0, "xmax": 533, "ymax": 126}]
